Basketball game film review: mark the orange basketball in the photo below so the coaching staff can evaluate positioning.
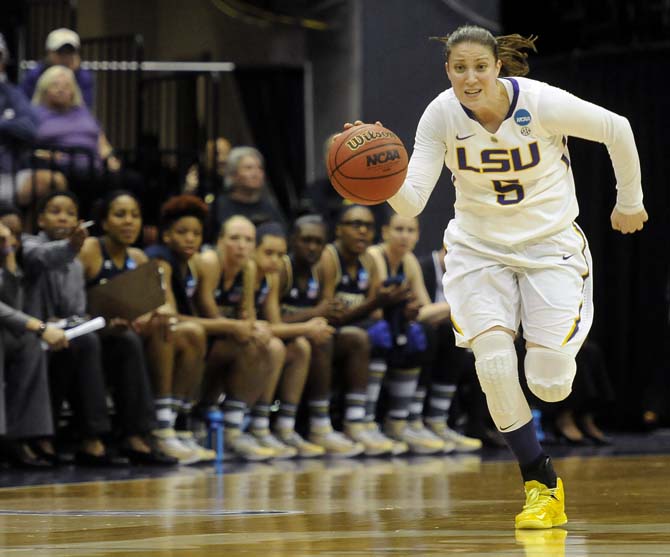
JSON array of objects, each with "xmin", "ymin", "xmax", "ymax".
[{"xmin": 327, "ymin": 124, "xmax": 408, "ymax": 205}]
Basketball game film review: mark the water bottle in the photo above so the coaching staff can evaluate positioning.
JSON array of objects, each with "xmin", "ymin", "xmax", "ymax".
[{"xmin": 206, "ymin": 408, "xmax": 225, "ymax": 463}]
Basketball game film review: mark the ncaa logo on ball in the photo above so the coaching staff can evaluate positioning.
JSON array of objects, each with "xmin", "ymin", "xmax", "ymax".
[
  {"xmin": 366, "ymin": 149, "xmax": 401, "ymax": 167},
  {"xmin": 514, "ymin": 109, "xmax": 532, "ymax": 126}
]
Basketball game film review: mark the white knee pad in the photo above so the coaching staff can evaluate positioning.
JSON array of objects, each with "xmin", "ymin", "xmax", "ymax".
[
  {"xmin": 525, "ymin": 347, "xmax": 576, "ymax": 403},
  {"xmin": 471, "ymin": 331, "xmax": 531, "ymax": 433}
]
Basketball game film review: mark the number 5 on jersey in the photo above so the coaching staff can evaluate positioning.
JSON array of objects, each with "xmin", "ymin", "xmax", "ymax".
[{"xmin": 493, "ymin": 179, "xmax": 524, "ymax": 205}]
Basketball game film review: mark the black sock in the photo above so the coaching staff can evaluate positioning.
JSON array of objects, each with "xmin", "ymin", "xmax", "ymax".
[{"xmin": 520, "ymin": 454, "xmax": 557, "ymax": 488}]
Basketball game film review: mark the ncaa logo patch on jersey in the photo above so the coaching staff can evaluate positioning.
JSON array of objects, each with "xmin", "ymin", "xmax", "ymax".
[{"xmin": 514, "ymin": 109, "xmax": 532, "ymax": 126}]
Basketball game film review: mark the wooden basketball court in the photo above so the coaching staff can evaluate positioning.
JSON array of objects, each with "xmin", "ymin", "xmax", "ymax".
[{"xmin": 0, "ymin": 450, "xmax": 668, "ymax": 556}]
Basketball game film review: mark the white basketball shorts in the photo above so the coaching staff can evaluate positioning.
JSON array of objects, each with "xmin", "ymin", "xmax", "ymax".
[{"xmin": 442, "ymin": 220, "xmax": 593, "ymax": 356}]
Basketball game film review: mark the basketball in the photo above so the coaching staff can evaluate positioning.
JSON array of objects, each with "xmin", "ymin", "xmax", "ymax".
[{"xmin": 327, "ymin": 123, "xmax": 408, "ymax": 205}]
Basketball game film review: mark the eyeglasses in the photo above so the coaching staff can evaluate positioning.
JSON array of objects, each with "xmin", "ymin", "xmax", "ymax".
[{"xmin": 340, "ymin": 220, "xmax": 375, "ymax": 230}]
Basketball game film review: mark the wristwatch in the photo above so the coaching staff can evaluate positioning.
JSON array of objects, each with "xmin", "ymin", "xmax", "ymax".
[{"xmin": 35, "ymin": 322, "xmax": 47, "ymax": 337}]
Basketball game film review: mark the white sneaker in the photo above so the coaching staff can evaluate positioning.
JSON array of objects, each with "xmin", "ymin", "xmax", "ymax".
[
  {"xmin": 344, "ymin": 421, "xmax": 394, "ymax": 456},
  {"xmin": 224, "ymin": 429, "xmax": 274, "ymax": 461},
  {"xmin": 152, "ymin": 428, "xmax": 201, "ymax": 464},
  {"xmin": 250, "ymin": 428, "xmax": 298, "ymax": 459},
  {"xmin": 384, "ymin": 419, "xmax": 445, "ymax": 455},
  {"xmin": 176, "ymin": 430, "xmax": 218, "ymax": 462},
  {"xmin": 275, "ymin": 429, "xmax": 326, "ymax": 458},
  {"xmin": 425, "ymin": 420, "xmax": 482, "ymax": 452},
  {"xmin": 309, "ymin": 426, "xmax": 365, "ymax": 458}
]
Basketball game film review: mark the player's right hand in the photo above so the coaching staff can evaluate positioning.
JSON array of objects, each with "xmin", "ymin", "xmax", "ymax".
[
  {"xmin": 377, "ymin": 283, "xmax": 412, "ymax": 308},
  {"xmin": 305, "ymin": 317, "xmax": 335, "ymax": 344}
]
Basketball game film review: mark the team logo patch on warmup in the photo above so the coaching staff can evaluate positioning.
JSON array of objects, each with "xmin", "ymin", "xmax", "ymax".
[{"xmin": 514, "ymin": 109, "xmax": 532, "ymax": 126}]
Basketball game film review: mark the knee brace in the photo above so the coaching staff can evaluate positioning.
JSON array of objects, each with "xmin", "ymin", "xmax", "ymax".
[
  {"xmin": 471, "ymin": 331, "xmax": 531, "ymax": 432},
  {"xmin": 524, "ymin": 347, "xmax": 576, "ymax": 403}
]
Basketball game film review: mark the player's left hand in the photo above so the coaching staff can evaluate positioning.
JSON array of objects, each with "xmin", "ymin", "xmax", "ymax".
[{"xmin": 610, "ymin": 207, "xmax": 648, "ymax": 234}]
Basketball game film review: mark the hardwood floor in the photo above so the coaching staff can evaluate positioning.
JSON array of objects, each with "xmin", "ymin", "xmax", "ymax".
[{"xmin": 0, "ymin": 452, "xmax": 668, "ymax": 555}]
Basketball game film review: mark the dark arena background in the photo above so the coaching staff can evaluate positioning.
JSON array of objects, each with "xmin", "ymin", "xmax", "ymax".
[{"xmin": 0, "ymin": 1, "xmax": 669, "ymax": 555}]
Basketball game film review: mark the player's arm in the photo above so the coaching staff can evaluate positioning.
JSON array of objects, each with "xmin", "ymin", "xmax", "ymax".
[
  {"xmin": 538, "ymin": 84, "xmax": 647, "ymax": 233},
  {"xmin": 78, "ymin": 236, "xmax": 101, "ymax": 280},
  {"xmin": 128, "ymin": 247, "xmax": 148, "ymax": 265},
  {"xmin": 264, "ymin": 273, "xmax": 333, "ymax": 340},
  {"xmin": 387, "ymin": 100, "xmax": 449, "ymax": 217},
  {"xmin": 241, "ymin": 260, "xmax": 257, "ymax": 320},
  {"xmin": 336, "ymin": 253, "xmax": 386, "ymax": 325},
  {"xmin": 405, "ymin": 253, "xmax": 450, "ymax": 324},
  {"xmin": 156, "ymin": 259, "xmax": 178, "ymax": 313}
]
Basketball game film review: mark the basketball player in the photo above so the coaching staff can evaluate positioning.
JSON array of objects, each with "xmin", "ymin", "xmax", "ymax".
[
  {"xmin": 320, "ymin": 205, "xmax": 441, "ymax": 455},
  {"xmin": 346, "ymin": 25, "xmax": 647, "ymax": 529},
  {"xmin": 195, "ymin": 215, "xmax": 277, "ymax": 461},
  {"xmin": 278, "ymin": 214, "xmax": 365, "ymax": 457},
  {"xmin": 247, "ymin": 222, "xmax": 330, "ymax": 458}
]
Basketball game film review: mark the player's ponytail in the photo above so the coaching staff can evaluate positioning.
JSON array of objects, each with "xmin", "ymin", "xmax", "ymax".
[{"xmin": 495, "ymin": 34, "xmax": 538, "ymax": 77}]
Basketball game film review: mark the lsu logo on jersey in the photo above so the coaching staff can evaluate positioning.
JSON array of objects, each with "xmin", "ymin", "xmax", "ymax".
[{"xmin": 456, "ymin": 142, "xmax": 540, "ymax": 173}]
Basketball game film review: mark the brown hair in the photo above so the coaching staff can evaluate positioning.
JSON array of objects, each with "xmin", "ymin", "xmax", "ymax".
[
  {"xmin": 432, "ymin": 25, "xmax": 537, "ymax": 77},
  {"xmin": 160, "ymin": 194, "xmax": 209, "ymax": 230}
]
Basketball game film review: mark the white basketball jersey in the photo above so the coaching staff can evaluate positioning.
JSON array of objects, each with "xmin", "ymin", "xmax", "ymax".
[{"xmin": 389, "ymin": 76, "xmax": 643, "ymax": 246}]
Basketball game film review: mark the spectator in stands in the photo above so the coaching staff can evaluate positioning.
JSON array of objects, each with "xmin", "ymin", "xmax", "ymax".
[
  {"xmin": 78, "ymin": 190, "xmax": 176, "ymax": 466},
  {"xmin": 20, "ymin": 28, "xmax": 94, "ymax": 109},
  {"xmin": 30, "ymin": 65, "xmax": 132, "ymax": 216},
  {"xmin": 0, "ymin": 207, "xmax": 68, "ymax": 468},
  {"xmin": 0, "ymin": 33, "xmax": 66, "ymax": 210},
  {"xmin": 21, "ymin": 191, "xmax": 129, "ymax": 466},
  {"xmin": 183, "ymin": 136, "xmax": 232, "ymax": 200},
  {"xmin": 370, "ymin": 213, "xmax": 482, "ymax": 452},
  {"xmin": 211, "ymin": 146, "xmax": 286, "ymax": 239}
]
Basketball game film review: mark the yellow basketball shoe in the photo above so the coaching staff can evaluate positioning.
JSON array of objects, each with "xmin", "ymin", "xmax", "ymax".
[{"xmin": 515, "ymin": 478, "xmax": 568, "ymax": 529}]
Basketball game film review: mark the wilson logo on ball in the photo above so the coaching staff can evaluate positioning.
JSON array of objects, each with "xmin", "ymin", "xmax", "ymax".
[
  {"xmin": 346, "ymin": 129, "xmax": 397, "ymax": 151},
  {"xmin": 366, "ymin": 149, "xmax": 401, "ymax": 166}
]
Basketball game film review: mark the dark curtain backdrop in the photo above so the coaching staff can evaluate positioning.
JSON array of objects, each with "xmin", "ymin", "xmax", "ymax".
[
  {"xmin": 234, "ymin": 67, "xmax": 305, "ymax": 219},
  {"xmin": 531, "ymin": 47, "xmax": 670, "ymax": 425}
]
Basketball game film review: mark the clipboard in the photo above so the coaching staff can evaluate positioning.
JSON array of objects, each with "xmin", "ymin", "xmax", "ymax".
[{"xmin": 87, "ymin": 260, "xmax": 166, "ymax": 321}]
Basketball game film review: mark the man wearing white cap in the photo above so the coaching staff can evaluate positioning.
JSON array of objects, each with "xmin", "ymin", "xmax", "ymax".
[{"xmin": 19, "ymin": 28, "xmax": 94, "ymax": 109}]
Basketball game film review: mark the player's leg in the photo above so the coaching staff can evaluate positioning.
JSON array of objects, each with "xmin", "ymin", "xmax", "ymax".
[
  {"xmin": 249, "ymin": 337, "xmax": 297, "ymax": 458},
  {"xmin": 273, "ymin": 337, "xmax": 325, "ymax": 457},
  {"xmin": 444, "ymin": 226, "xmax": 560, "ymax": 528},
  {"xmin": 513, "ymin": 224, "xmax": 594, "ymax": 529},
  {"xmin": 383, "ymin": 334, "xmax": 445, "ymax": 455},
  {"xmin": 170, "ymin": 322, "xmax": 215, "ymax": 461},
  {"xmin": 423, "ymin": 321, "xmax": 482, "ymax": 451},
  {"xmin": 143, "ymin": 323, "xmax": 201, "ymax": 464},
  {"xmin": 206, "ymin": 337, "xmax": 275, "ymax": 461},
  {"xmin": 306, "ymin": 332, "xmax": 364, "ymax": 457}
]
